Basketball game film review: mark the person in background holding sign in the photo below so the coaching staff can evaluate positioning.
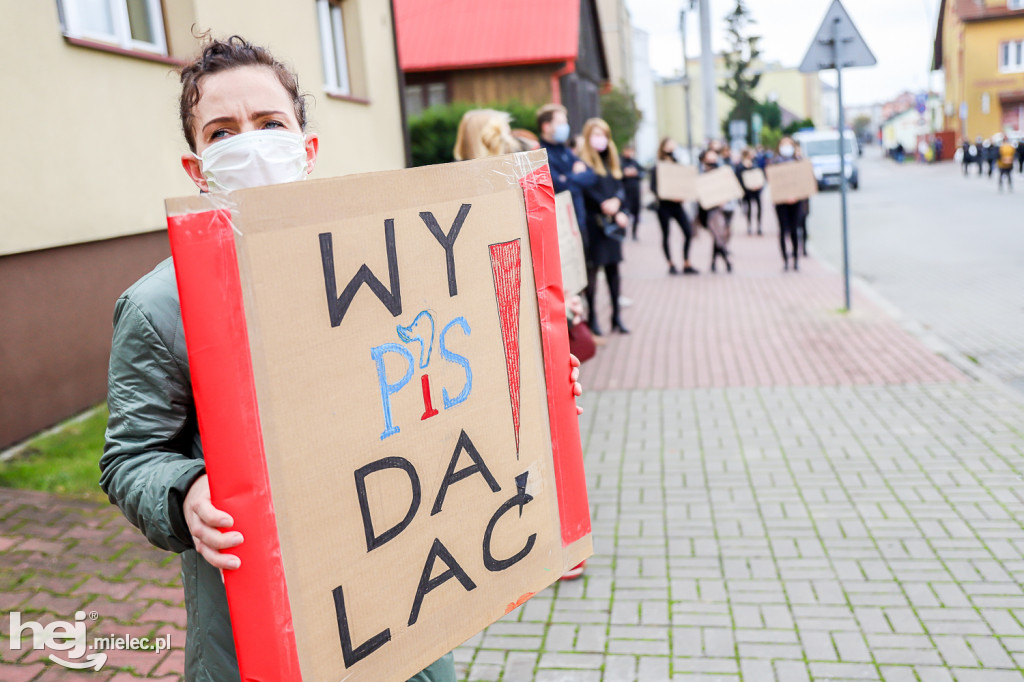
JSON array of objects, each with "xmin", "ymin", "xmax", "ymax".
[
  {"xmin": 737, "ymin": 148, "xmax": 764, "ymax": 235},
  {"xmin": 697, "ymin": 150, "xmax": 733, "ymax": 273},
  {"xmin": 620, "ymin": 144, "xmax": 644, "ymax": 240},
  {"xmin": 101, "ymin": 36, "xmax": 586, "ymax": 682},
  {"xmin": 578, "ymin": 118, "xmax": 631, "ymax": 336},
  {"xmin": 772, "ymin": 137, "xmax": 803, "ymax": 272},
  {"xmin": 537, "ymin": 104, "xmax": 596, "ymax": 253},
  {"xmin": 649, "ymin": 137, "xmax": 698, "ymax": 275}
]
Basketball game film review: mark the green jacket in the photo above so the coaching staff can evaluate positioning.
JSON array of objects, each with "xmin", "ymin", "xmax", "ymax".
[{"xmin": 101, "ymin": 258, "xmax": 455, "ymax": 682}]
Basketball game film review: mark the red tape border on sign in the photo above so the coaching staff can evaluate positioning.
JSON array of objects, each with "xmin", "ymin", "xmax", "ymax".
[
  {"xmin": 168, "ymin": 209, "xmax": 302, "ymax": 681},
  {"xmin": 519, "ymin": 165, "xmax": 592, "ymax": 547}
]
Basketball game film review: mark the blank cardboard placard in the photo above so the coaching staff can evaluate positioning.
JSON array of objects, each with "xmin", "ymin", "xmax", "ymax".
[
  {"xmin": 765, "ymin": 160, "xmax": 818, "ymax": 204},
  {"xmin": 553, "ymin": 192, "xmax": 588, "ymax": 296},
  {"xmin": 165, "ymin": 151, "xmax": 592, "ymax": 682},
  {"xmin": 655, "ymin": 162, "xmax": 698, "ymax": 202},
  {"xmin": 697, "ymin": 166, "xmax": 744, "ymax": 209},
  {"xmin": 741, "ymin": 168, "xmax": 766, "ymax": 191}
]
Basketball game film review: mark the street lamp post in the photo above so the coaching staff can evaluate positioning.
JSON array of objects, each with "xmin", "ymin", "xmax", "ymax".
[
  {"xmin": 697, "ymin": 0, "xmax": 717, "ymax": 144},
  {"xmin": 680, "ymin": 5, "xmax": 695, "ymax": 164}
]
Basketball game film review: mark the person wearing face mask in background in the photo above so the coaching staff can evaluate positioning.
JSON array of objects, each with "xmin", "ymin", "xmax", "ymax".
[
  {"xmin": 772, "ymin": 137, "xmax": 803, "ymax": 271},
  {"xmin": 538, "ymin": 103, "xmax": 596, "ymax": 254},
  {"xmin": 578, "ymin": 118, "xmax": 631, "ymax": 336},
  {"xmin": 696, "ymin": 150, "xmax": 733, "ymax": 273},
  {"xmin": 737, "ymin": 148, "xmax": 763, "ymax": 235},
  {"xmin": 619, "ymin": 144, "xmax": 644, "ymax": 240},
  {"xmin": 649, "ymin": 137, "xmax": 698, "ymax": 275},
  {"xmin": 100, "ymin": 36, "xmax": 583, "ymax": 682}
]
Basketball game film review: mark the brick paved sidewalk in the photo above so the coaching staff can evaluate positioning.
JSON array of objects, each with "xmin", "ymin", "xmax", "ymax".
[
  {"xmin": 0, "ymin": 490, "xmax": 185, "ymax": 681},
  {"xmin": 581, "ymin": 211, "xmax": 965, "ymax": 390},
  {"xmin": 457, "ymin": 382, "xmax": 1024, "ymax": 681}
]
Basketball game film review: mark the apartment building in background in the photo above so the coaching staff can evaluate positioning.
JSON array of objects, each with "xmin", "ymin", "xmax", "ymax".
[
  {"xmin": 0, "ymin": 0, "xmax": 407, "ymax": 448},
  {"xmin": 934, "ymin": 0, "xmax": 1024, "ymax": 142}
]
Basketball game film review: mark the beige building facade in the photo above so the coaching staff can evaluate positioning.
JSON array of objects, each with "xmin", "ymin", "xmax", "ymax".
[
  {"xmin": 596, "ymin": 0, "xmax": 634, "ymax": 90},
  {"xmin": 1, "ymin": 0, "xmax": 407, "ymax": 447},
  {"xmin": 655, "ymin": 57, "xmax": 828, "ymax": 148}
]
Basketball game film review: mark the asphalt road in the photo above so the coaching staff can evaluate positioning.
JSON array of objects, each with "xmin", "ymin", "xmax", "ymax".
[{"xmin": 806, "ymin": 148, "xmax": 1024, "ymax": 393}]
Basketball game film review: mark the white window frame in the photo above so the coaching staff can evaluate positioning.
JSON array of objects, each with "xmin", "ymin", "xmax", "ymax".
[
  {"xmin": 1000, "ymin": 39, "xmax": 1024, "ymax": 73},
  {"xmin": 999, "ymin": 39, "xmax": 1024, "ymax": 72},
  {"xmin": 1010, "ymin": 0, "xmax": 1024, "ymax": 11},
  {"xmin": 59, "ymin": 0, "xmax": 167, "ymax": 55},
  {"xmin": 317, "ymin": 0, "xmax": 352, "ymax": 96}
]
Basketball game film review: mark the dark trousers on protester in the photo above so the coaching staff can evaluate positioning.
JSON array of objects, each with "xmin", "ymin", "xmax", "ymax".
[
  {"xmin": 999, "ymin": 167, "xmax": 1013, "ymax": 190},
  {"xmin": 775, "ymin": 202, "xmax": 801, "ymax": 270},
  {"xmin": 744, "ymin": 190, "xmax": 762, "ymax": 234},
  {"xmin": 796, "ymin": 199, "xmax": 809, "ymax": 255},
  {"xmin": 656, "ymin": 201, "xmax": 693, "ymax": 266},
  {"xmin": 585, "ymin": 263, "xmax": 622, "ymax": 332},
  {"xmin": 626, "ymin": 192, "xmax": 641, "ymax": 239}
]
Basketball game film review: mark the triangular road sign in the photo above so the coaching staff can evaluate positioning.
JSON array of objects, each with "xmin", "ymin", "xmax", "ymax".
[{"xmin": 799, "ymin": 0, "xmax": 877, "ymax": 73}]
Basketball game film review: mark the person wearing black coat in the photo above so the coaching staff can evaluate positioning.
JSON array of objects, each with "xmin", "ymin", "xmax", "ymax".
[
  {"xmin": 961, "ymin": 140, "xmax": 974, "ymax": 177},
  {"xmin": 620, "ymin": 145, "xmax": 644, "ymax": 240},
  {"xmin": 773, "ymin": 137, "xmax": 803, "ymax": 271},
  {"xmin": 736, "ymin": 148, "xmax": 764, "ymax": 235},
  {"xmin": 578, "ymin": 118, "xmax": 631, "ymax": 335},
  {"xmin": 984, "ymin": 139, "xmax": 998, "ymax": 177},
  {"xmin": 649, "ymin": 137, "xmax": 698, "ymax": 275}
]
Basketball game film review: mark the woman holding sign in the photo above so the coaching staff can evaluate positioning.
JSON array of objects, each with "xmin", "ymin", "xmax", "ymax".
[
  {"xmin": 101, "ymin": 36, "xmax": 584, "ymax": 682},
  {"xmin": 772, "ymin": 136, "xmax": 803, "ymax": 272},
  {"xmin": 649, "ymin": 138, "xmax": 698, "ymax": 275},
  {"xmin": 737, "ymin": 148, "xmax": 764, "ymax": 235}
]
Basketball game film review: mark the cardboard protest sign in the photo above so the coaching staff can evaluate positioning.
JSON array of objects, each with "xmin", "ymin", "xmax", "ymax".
[
  {"xmin": 553, "ymin": 191, "xmax": 588, "ymax": 296},
  {"xmin": 765, "ymin": 160, "xmax": 818, "ymax": 204},
  {"xmin": 697, "ymin": 165, "xmax": 745, "ymax": 209},
  {"xmin": 165, "ymin": 150, "xmax": 592, "ymax": 682},
  {"xmin": 741, "ymin": 168, "xmax": 766, "ymax": 191},
  {"xmin": 655, "ymin": 161, "xmax": 698, "ymax": 202}
]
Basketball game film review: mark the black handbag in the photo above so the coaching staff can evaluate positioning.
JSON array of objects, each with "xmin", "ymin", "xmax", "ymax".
[{"xmin": 601, "ymin": 215, "xmax": 627, "ymax": 242}]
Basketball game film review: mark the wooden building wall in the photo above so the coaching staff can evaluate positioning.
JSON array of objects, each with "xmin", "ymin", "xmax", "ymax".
[{"xmin": 448, "ymin": 64, "xmax": 556, "ymax": 106}]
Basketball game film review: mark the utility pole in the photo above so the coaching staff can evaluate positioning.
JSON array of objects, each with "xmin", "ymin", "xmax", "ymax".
[
  {"xmin": 800, "ymin": 0, "xmax": 875, "ymax": 312},
  {"xmin": 834, "ymin": 17, "xmax": 851, "ymax": 312},
  {"xmin": 679, "ymin": 4, "xmax": 695, "ymax": 163},
  {"xmin": 697, "ymin": 0, "xmax": 717, "ymax": 144}
]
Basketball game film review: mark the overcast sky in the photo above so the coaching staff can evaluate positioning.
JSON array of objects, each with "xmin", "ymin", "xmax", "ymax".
[{"xmin": 626, "ymin": 0, "xmax": 944, "ymax": 106}]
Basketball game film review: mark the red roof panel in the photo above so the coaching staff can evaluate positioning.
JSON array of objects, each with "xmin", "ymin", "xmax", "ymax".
[{"xmin": 394, "ymin": 0, "xmax": 580, "ymax": 72}]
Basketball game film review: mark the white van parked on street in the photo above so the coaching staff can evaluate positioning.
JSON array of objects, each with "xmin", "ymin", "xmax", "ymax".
[{"xmin": 793, "ymin": 129, "xmax": 860, "ymax": 190}]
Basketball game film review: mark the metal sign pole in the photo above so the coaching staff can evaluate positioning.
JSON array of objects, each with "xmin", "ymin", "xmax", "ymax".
[{"xmin": 834, "ymin": 17, "xmax": 852, "ymax": 311}]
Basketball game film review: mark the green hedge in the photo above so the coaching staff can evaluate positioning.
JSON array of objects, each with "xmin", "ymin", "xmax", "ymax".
[{"xmin": 409, "ymin": 101, "xmax": 540, "ymax": 167}]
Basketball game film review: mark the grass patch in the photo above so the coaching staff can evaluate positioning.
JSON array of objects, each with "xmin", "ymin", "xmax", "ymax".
[
  {"xmin": 965, "ymin": 354, "xmax": 980, "ymax": 365},
  {"xmin": 0, "ymin": 405, "xmax": 107, "ymax": 501}
]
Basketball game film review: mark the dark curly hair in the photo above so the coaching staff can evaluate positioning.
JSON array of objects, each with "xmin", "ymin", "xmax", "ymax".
[{"xmin": 179, "ymin": 34, "xmax": 308, "ymax": 152}]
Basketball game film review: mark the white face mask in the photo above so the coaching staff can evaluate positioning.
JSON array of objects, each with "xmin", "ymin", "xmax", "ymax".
[
  {"xmin": 779, "ymin": 144, "xmax": 795, "ymax": 158},
  {"xmin": 194, "ymin": 129, "xmax": 309, "ymax": 193}
]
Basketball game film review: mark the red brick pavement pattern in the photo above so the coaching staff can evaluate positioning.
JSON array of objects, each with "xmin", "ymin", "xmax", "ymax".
[
  {"xmin": 581, "ymin": 209, "xmax": 966, "ymax": 390},
  {"xmin": 0, "ymin": 489, "xmax": 185, "ymax": 681}
]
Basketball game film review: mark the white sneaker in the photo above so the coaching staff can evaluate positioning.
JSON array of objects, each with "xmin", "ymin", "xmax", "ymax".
[{"xmin": 618, "ymin": 296, "xmax": 633, "ymax": 308}]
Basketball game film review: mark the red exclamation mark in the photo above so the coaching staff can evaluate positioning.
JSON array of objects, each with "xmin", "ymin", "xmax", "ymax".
[{"xmin": 420, "ymin": 374, "xmax": 439, "ymax": 420}]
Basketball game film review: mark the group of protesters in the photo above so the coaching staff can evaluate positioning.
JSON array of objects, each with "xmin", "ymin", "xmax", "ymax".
[
  {"xmin": 453, "ymin": 107, "xmax": 819, "ymax": 348},
  {"xmin": 648, "ymin": 136, "xmax": 812, "ymax": 274},
  {"xmin": 959, "ymin": 134, "xmax": 1024, "ymax": 191}
]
